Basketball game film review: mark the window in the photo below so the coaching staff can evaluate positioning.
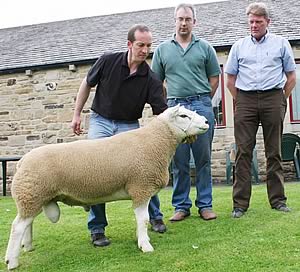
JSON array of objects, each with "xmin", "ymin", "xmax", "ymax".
[
  {"xmin": 212, "ymin": 66, "xmax": 226, "ymax": 127},
  {"xmin": 289, "ymin": 61, "xmax": 300, "ymax": 123}
]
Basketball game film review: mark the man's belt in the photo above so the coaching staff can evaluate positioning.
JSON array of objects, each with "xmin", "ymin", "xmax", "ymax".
[{"xmin": 239, "ymin": 88, "xmax": 282, "ymax": 93}]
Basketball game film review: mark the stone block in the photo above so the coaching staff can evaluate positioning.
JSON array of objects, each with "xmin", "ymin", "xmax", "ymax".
[
  {"xmin": 26, "ymin": 135, "xmax": 40, "ymax": 141},
  {"xmin": 16, "ymin": 130, "xmax": 32, "ymax": 135},
  {"xmin": 31, "ymin": 100, "xmax": 43, "ymax": 109},
  {"xmin": 19, "ymin": 120, "xmax": 31, "ymax": 126},
  {"xmin": 8, "ymin": 135, "xmax": 26, "ymax": 146},
  {"xmin": 47, "ymin": 123, "xmax": 62, "ymax": 130},
  {"xmin": 42, "ymin": 115, "xmax": 58, "ymax": 123},
  {"xmin": 35, "ymin": 124, "xmax": 48, "ymax": 130},
  {"xmin": 212, "ymin": 151, "xmax": 226, "ymax": 160},
  {"xmin": 45, "ymin": 71, "xmax": 60, "ymax": 81},
  {"xmin": 44, "ymin": 104, "xmax": 64, "ymax": 110},
  {"xmin": 33, "ymin": 109, "xmax": 45, "ymax": 119},
  {"xmin": 10, "ymin": 111, "xmax": 32, "ymax": 121},
  {"xmin": 15, "ymin": 88, "xmax": 32, "ymax": 95},
  {"xmin": 57, "ymin": 110, "xmax": 73, "ymax": 122},
  {"xmin": 41, "ymin": 132, "xmax": 57, "ymax": 144},
  {"xmin": 0, "ymin": 111, "xmax": 9, "ymax": 116}
]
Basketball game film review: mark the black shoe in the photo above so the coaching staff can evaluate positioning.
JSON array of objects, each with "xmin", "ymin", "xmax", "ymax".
[
  {"xmin": 91, "ymin": 233, "xmax": 110, "ymax": 247},
  {"xmin": 150, "ymin": 219, "xmax": 167, "ymax": 233},
  {"xmin": 274, "ymin": 204, "xmax": 291, "ymax": 212},
  {"xmin": 232, "ymin": 208, "xmax": 246, "ymax": 218}
]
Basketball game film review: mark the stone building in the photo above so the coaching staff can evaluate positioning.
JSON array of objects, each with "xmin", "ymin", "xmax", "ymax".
[{"xmin": 1, "ymin": 0, "xmax": 300, "ymax": 192}]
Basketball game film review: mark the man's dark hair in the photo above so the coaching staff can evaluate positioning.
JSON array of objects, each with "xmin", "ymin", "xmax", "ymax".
[{"xmin": 127, "ymin": 24, "xmax": 150, "ymax": 42}]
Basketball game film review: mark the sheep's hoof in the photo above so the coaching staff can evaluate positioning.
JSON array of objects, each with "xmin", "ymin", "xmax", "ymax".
[
  {"xmin": 6, "ymin": 257, "xmax": 19, "ymax": 270},
  {"xmin": 22, "ymin": 244, "xmax": 34, "ymax": 252},
  {"xmin": 139, "ymin": 241, "xmax": 154, "ymax": 252}
]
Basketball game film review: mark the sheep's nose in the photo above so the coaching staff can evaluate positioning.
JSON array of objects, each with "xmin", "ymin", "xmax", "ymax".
[{"xmin": 205, "ymin": 120, "xmax": 208, "ymax": 124}]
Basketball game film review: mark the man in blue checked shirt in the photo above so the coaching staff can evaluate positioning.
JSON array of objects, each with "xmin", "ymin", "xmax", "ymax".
[{"xmin": 225, "ymin": 2, "xmax": 296, "ymax": 218}]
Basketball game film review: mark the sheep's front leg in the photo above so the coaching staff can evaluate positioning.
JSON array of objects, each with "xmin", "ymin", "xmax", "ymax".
[
  {"xmin": 5, "ymin": 215, "xmax": 34, "ymax": 270},
  {"xmin": 134, "ymin": 200, "xmax": 154, "ymax": 252}
]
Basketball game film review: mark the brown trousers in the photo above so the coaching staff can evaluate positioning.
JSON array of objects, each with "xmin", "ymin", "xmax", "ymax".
[{"xmin": 233, "ymin": 89, "xmax": 287, "ymax": 210}]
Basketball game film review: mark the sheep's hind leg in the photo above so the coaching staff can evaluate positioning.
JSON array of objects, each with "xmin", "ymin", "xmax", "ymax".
[
  {"xmin": 5, "ymin": 215, "xmax": 34, "ymax": 270},
  {"xmin": 22, "ymin": 223, "xmax": 34, "ymax": 252},
  {"xmin": 134, "ymin": 200, "xmax": 154, "ymax": 252}
]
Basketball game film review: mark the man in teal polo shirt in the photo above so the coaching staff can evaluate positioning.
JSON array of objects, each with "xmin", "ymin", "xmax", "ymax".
[{"xmin": 152, "ymin": 3, "xmax": 221, "ymax": 222}]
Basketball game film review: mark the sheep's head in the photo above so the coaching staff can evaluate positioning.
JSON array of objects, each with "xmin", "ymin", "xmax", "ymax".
[{"xmin": 158, "ymin": 105, "xmax": 209, "ymax": 142}]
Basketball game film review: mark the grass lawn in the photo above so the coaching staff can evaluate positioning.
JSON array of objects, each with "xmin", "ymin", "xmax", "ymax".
[{"xmin": 1, "ymin": 183, "xmax": 300, "ymax": 272}]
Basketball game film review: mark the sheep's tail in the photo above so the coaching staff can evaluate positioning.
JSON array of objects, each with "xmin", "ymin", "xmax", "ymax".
[{"xmin": 42, "ymin": 201, "xmax": 60, "ymax": 223}]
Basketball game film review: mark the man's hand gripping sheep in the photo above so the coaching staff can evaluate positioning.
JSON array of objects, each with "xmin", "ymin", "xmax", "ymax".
[{"xmin": 5, "ymin": 105, "xmax": 209, "ymax": 270}]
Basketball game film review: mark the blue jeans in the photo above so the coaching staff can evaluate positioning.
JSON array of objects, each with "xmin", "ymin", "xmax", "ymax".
[
  {"xmin": 87, "ymin": 111, "xmax": 163, "ymax": 235},
  {"xmin": 168, "ymin": 95, "xmax": 215, "ymax": 214}
]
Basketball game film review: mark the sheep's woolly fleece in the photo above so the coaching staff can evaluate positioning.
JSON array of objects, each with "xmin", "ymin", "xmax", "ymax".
[{"xmin": 12, "ymin": 109, "xmax": 205, "ymax": 217}]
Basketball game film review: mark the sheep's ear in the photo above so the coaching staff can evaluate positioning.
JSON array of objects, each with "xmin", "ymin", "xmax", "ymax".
[{"xmin": 167, "ymin": 104, "xmax": 180, "ymax": 120}]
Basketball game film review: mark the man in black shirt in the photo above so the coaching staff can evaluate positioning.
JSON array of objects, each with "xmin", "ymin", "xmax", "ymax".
[{"xmin": 71, "ymin": 24, "xmax": 167, "ymax": 247}]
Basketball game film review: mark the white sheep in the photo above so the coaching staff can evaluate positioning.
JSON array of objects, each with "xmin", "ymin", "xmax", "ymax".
[{"xmin": 5, "ymin": 105, "xmax": 209, "ymax": 270}]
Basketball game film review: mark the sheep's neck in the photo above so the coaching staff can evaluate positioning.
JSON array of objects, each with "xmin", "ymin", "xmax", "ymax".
[{"xmin": 144, "ymin": 118, "xmax": 180, "ymax": 159}]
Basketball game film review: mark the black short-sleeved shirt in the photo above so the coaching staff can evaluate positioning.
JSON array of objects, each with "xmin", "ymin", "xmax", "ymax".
[{"xmin": 86, "ymin": 51, "xmax": 167, "ymax": 121}]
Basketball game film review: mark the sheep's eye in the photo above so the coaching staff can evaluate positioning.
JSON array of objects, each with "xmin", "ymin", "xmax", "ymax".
[{"xmin": 179, "ymin": 114, "xmax": 189, "ymax": 118}]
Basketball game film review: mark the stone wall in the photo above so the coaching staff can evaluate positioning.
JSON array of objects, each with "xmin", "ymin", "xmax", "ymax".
[{"xmin": 1, "ymin": 63, "xmax": 299, "ymax": 194}]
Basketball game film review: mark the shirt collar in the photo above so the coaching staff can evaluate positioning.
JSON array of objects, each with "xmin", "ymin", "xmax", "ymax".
[
  {"xmin": 251, "ymin": 30, "xmax": 269, "ymax": 44},
  {"xmin": 122, "ymin": 52, "xmax": 128, "ymax": 66},
  {"xmin": 171, "ymin": 33, "xmax": 199, "ymax": 43},
  {"xmin": 123, "ymin": 51, "xmax": 148, "ymax": 76}
]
